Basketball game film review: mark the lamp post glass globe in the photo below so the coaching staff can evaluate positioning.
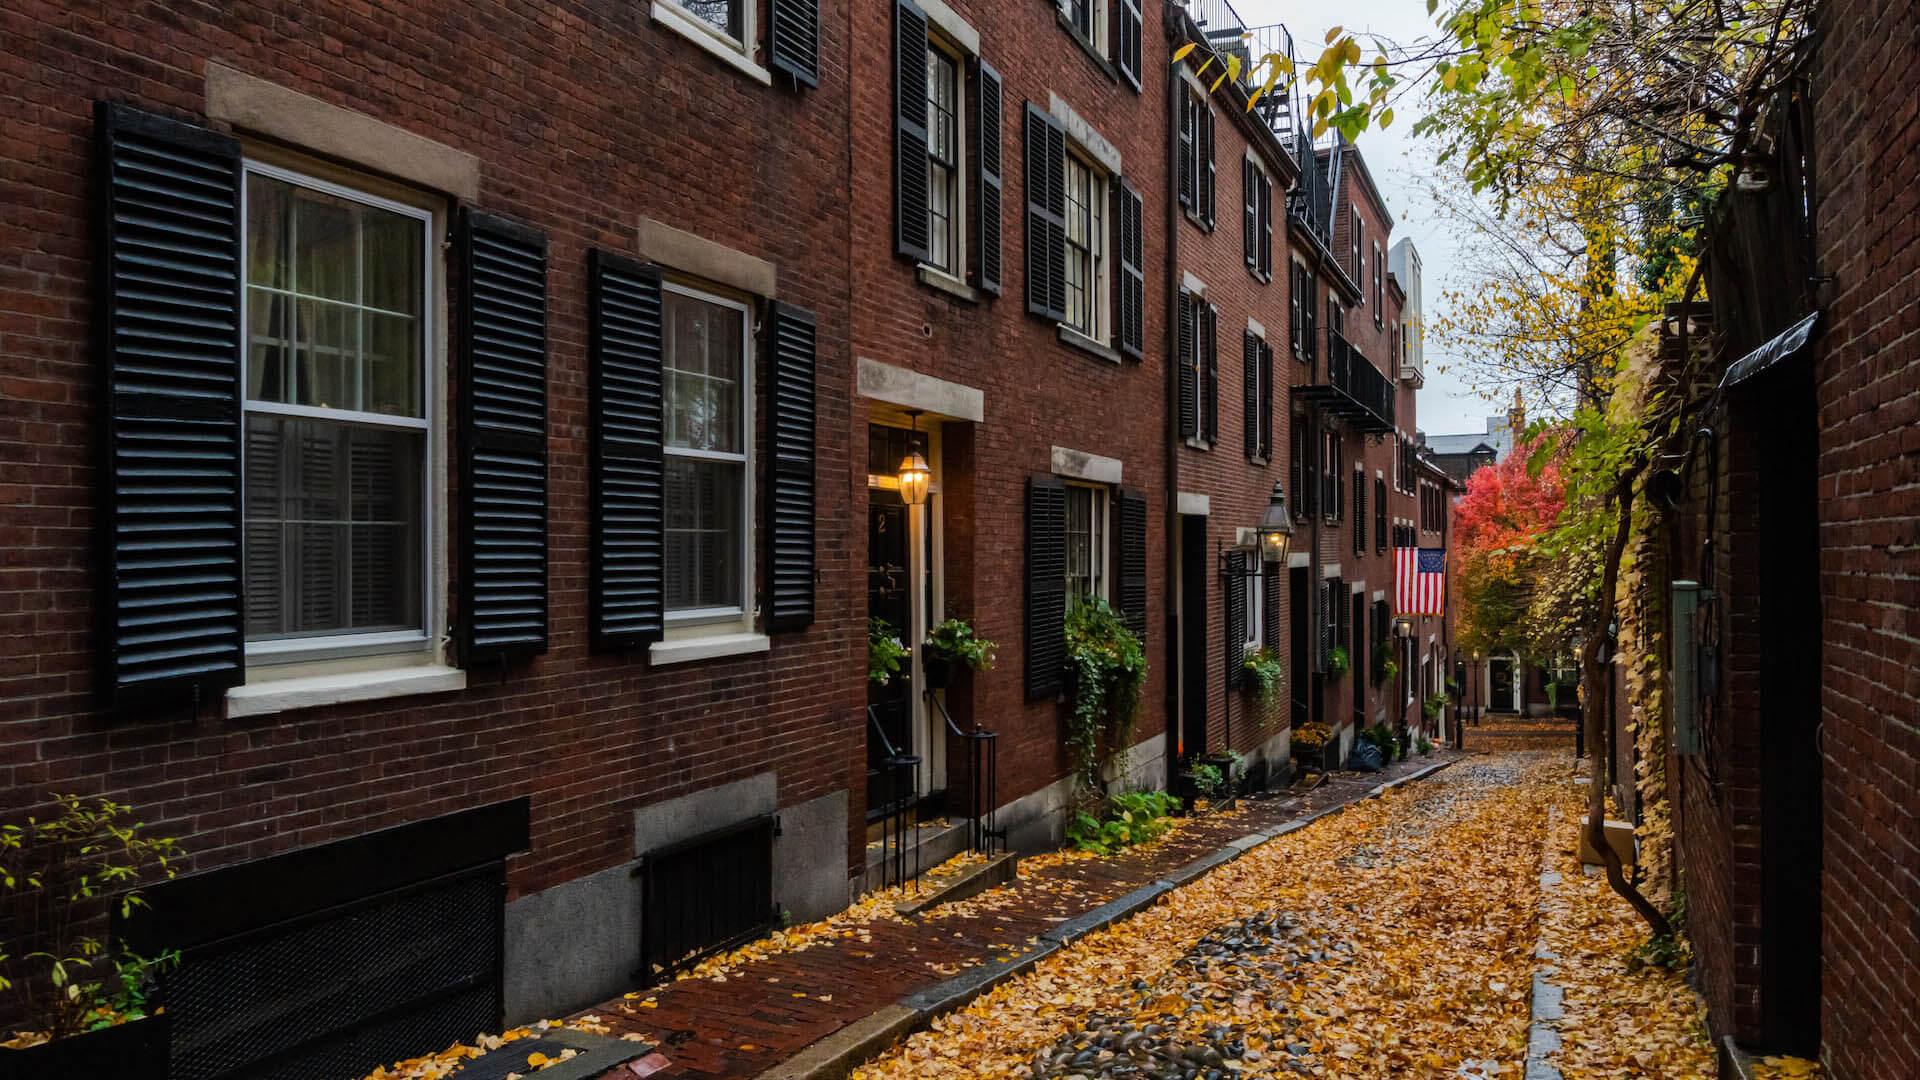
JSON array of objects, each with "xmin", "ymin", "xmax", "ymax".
[
  {"xmin": 897, "ymin": 448, "xmax": 932, "ymax": 506},
  {"xmin": 1257, "ymin": 481, "xmax": 1294, "ymax": 564}
]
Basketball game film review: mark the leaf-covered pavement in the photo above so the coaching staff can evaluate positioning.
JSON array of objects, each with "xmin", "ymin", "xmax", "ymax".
[{"xmin": 853, "ymin": 754, "xmax": 1693, "ymax": 1080}]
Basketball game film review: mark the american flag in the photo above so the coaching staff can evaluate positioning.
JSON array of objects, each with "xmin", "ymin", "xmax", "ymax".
[{"xmin": 1395, "ymin": 547, "xmax": 1446, "ymax": 616}]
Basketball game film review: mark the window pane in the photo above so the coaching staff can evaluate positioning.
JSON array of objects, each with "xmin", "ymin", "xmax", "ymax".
[
  {"xmin": 679, "ymin": 0, "xmax": 742, "ymax": 40},
  {"xmin": 244, "ymin": 414, "xmax": 422, "ymax": 639},
  {"xmin": 665, "ymin": 457, "xmax": 743, "ymax": 611},
  {"xmin": 1064, "ymin": 486, "xmax": 1102, "ymax": 606},
  {"xmin": 664, "ymin": 291, "xmax": 744, "ymax": 454}
]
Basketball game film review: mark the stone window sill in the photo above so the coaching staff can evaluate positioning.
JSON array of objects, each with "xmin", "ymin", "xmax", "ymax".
[
  {"xmin": 650, "ymin": 631, "xmax": 770, "ymax": 666},
  {"xmin": 1056, "ymin": 12, "xmax": 1118, "ymax": 83},
  {"xmin": 650, "ymin": 1, "xmax": 773, "ymax": 86},
  {"xmin": 1185, "ymin": 436, "xmax": 1212, "ymax": 451},
  {"xmin": 917, "ymin": 264, "xmax": 980, "ymax": 303},
  {"xmin": 227, "ymin": 663, "xmax": 466, "ymax": 719},
  {"xmin": 1058, "ymin": 324, "xmax": 1121, "ymax": 364}
]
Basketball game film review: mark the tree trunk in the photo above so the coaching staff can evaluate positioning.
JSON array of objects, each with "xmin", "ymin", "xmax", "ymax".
[{"xmin": 1581, "ymin": 469, "xmax": 1674, "ymax": 940}]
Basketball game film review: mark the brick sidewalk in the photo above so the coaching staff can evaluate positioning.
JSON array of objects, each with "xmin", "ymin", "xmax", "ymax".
[
  {"xmin": 572, "ymin": 750, "xmax": 1465, "ymax": 1079},
  {"xmin": 1461, "ymin": 715, "xmax": 1579, "ymax": 754}
]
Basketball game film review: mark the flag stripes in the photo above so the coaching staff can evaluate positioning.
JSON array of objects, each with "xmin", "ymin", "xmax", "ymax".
[{"xmin": 1394, "ymin": 546, "xmax": 1446, "ymax": 616}]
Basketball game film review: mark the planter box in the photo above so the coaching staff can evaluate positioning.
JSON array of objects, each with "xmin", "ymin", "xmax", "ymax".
[
  {"xmin": 5, "ymin": 1013, "xmax": 169, "ymax": 1080},
  {"xmin": 1577, "ymin": 816, "xmax": 1637, "ymax": 868},
  {"xmin": 921, "ymin": 654, "xmax": 953, "ymax": 690}
]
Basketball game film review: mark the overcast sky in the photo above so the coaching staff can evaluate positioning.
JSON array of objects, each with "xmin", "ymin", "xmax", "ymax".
[{"xmin": 1233, "ymin": 0, "xmax": 1501, "ymax": 438}]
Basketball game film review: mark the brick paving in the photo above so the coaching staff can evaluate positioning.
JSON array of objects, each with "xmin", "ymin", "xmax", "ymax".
[
  {"xmin": 572, "ymin": 751, "xmax": 1465, "ymax": 1078},
  {"xmin": 1460, "ymin": 715, "xmax": 1580, "ymax": 754}
]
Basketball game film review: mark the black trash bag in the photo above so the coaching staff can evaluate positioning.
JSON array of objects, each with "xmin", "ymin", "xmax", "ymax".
[{"xmin": 1349, "ymin": 741, "xmax": 1385, "ymax": 773}]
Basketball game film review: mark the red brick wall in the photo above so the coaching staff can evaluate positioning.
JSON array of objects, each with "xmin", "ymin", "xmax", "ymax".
[
  {"xmin": 1811, "ymin": 0, "xmax": 1920, "ymax": 1073},
  {"xmin": 1164, "ymin": 84, "xmax": 1293, "ymax": 760},
  {"xmin": 0, "ymin": 0, "xmax": 861, "ymax": 898},
  {"xmin": 845, "ymin": 0, "xmax": 1172, "ymax": 811}
]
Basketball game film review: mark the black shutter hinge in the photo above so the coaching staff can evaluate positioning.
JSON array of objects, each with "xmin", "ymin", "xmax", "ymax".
[{"xmin": 773, "ymin": 815, "xmax": 783, "ymax": 838}]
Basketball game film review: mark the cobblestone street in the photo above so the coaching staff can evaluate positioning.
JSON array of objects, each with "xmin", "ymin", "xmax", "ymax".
[{"xmin": 849, "ymin": 754, "xmax": 1569, "ymax": 1080}]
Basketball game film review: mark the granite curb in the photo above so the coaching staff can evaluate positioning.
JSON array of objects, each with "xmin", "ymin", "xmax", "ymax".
[{"xmin": 748, "ymin": 756, "xmax": 1461, "ymax": 1080}]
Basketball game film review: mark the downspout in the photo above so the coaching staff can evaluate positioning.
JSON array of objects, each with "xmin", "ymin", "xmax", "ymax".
[{"xmin": 1162, "ymin": 11, "xmax": 1185, "ymax": 768}]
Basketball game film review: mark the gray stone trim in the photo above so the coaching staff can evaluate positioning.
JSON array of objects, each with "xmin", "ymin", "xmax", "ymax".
[
  {"xmin": 637, "ymin": 217, "xmax": 778, "ymax": 298},
  {"xmin": 856, "ymin": 357, "xmax": 985, "ymax": 422},
  {"xmin": 1051, "ymin": 445, "xmax": 1123, "ymax": 485}
]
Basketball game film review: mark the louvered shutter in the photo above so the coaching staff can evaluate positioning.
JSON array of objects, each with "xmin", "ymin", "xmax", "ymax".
[
  {"xmin": 767, "ymin": 301, "xmax": 818, "ymax": 630},
  {"xmin": 1114, "ymin": 0, "xmax": 1143, "ymax": 90},
  {"xmin": 1242, "ymin": 160, "xmax": 1256, "ymax": 268},
  {"xmin": 769, "ymin": 0, "xmax": 819, "ymax": 87},
  {"xmin": 1242, "ymin": 331, "xmax": 1260, "ymax": 458},
  {"xmin": 1025, "ymin": 475, "xmax": 1067, "ymax": 700},
  {"xmin": 1259, "ymin": 342, "xmax": 1274, "ymax": 459},
  {"xmin": 1354, "ymin": 471, "xmax": 1366, "ymax": 554},
  {"xmin": 973, "ymin": 60, "xmax": 1004, "ymax": 296},
  {"xmin": 1116, "ymin": 180, "xmax": 1144, "ymax": 359},
  {"xmin": 587, "ymin": 252, "xmax": 665, "ymax": 650},
  {"xmin": 1258, "ymin": 176, "xmax": 1273, "ymax": 278},
  {"xmin": 458, "ymin": 210, "xmax": 549, "ymax": 666},
  {"xmin": 1201, "ymin": 106, "xmax": 1216, "ymax": 229},
  {"xmin": 1202, "ymin": 305, "xmax": 1219, "ymax": 443},
  {"xmin": 894, "ymin": 0, "xmax": 932, "ymax": 262},
  {"xmin": 1375, "ymin": 478, "xmax": 1387, "ymax": 553},
  {"xmin": 96, "ymin": 103, "xmax": 245, "ymax": 707},
  {"xmin": 1023, "ymin": 104, "xmax": 1066, "ymax": 320},
  {"xmin": 1225, "ymin": 551, "xmax": 1246, "ymax": 684},
  {"xmin": 1263, "ymin": 561, "xmax": 1283, "ymax": 656},
  {"xmin": 1315, "ymin": 578, "xmax": 1331, "ymax": 673},
  {"xmin": 1177, "ymin": 93, "xmax": 1194, "ymax": 211},
  {"xmin": 1118, "ymin": 490, "xmax": 1148, "ymax": 637},
  {"xmin": 1176, "ymin": 295, "xmax": 1198, "ymax": 440}
]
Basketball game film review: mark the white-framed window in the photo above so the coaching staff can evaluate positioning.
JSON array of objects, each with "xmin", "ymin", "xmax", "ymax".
[
  {"xmin": 1064, "ymin": 482, "xmax": 1108, "ymax": 606},
  {"xmin": 1063, "ymin": 151, "xmax": 1107, "ymax": 341},
  {"xmin": 240, "ymin": 161, "xmax": 435, "ymax": 664},
  {"xmin": 1242, "ymin": 569, "xmax": 1263, "ymax": 652},
  {"xmin": 662, "ymin": 281, "xmax": 754, "ymax": 624},
  {"xmin": 1063, "ymin": 0, "xmax": 1107, "ymax": 53},
  {"xmin": 925, "ymin": 41, "xmax": 964, "ymax": 276},
  {"xmin": 671, "ymin": 0, "xmax": 752, "ymax": 53},
  {"xmin": 1352, "ymin": 210, "xmax": 1365, "ymax": 305}
]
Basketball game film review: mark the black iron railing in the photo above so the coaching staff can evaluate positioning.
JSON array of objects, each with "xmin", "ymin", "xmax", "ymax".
[
  {"xmin": 634, "ymin": 815, "xmax": 776, "ymax": 984},
  {"xmin": 867, "ymin": 704, "xmax": 923, "ymax": 891},
  {"xmin": 1304, "ymin": 330, "xmax": 1395, "ymax": 432},
  {"xmin": 927, "ymin": 691, "xmax": 1002, "ymax": 856}
]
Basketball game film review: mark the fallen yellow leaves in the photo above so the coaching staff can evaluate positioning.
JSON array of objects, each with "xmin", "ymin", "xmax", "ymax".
[{"xmin": 358, "ymin": 1019, "xmax": 611, "ymax": 1080}]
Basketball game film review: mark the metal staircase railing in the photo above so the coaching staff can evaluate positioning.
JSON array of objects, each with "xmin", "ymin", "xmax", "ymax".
[{"xmin": 925, "ymin": 690, "xmax": 1002, "ymax": 856}]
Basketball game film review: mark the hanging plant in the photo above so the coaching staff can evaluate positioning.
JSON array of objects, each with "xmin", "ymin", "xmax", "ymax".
[
  {"xmin": 1326, "ymin": 645, "xmax": 1350, "ymax": 680},
  {"xmin": 1241, "ymin": 648, "xmax": 1286, "ymax": 708},
  {"xmin": 1373, "ymin": 641, "xmax": 1398, "ymax": 684},
  {"xmin": 1063, "ymin": 598, "xmax": 1147, "ymax": 796},
  {"xmin": 868, "ymin": 617, "xmax": 909, "ymax": 685},
  {"xmin": 923, "ymin": 618, "xmax": 997, "ymax": 672}
]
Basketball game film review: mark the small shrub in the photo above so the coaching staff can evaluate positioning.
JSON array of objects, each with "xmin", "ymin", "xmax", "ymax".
[
  {"xmin": 1326, "ymin": 646, "xmax": 1350, "ymax": 680},
  {"xmin": 923, "ymin": 617, "xmax": 997, "ymax": 671},
  {"xmin": 1417, "ymin": 735, "xmax": 1434, "ymax": 756},
  {"xmin": 1066, "ymin": 790, "xmax": 1181, "ymax": 855},
  {"xmin": 1189, "ymin": 763, "xmax": 1223, "ymax": 800},
  {"xmin": 868, "ymin": 617, "xmax": 909, "ymax": 685}
]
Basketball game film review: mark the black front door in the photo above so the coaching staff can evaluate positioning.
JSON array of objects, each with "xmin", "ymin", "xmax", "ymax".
[
  {"xmin": 867, "ymin": 491, "xmax": 913, "ymax": 819},
  {"xmin": 1178, "ymin": 515, "xmax": 1209, "ymax": 759},
  {"xmin": 1489, "ymin": 657, "xmax": 1515, "ymax": 713},
  {"xmin": 1289, "ymin": 567, "xmax": 1310, "ymax": 729}
]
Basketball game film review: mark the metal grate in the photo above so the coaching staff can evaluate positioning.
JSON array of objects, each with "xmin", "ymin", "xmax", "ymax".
[
  {"xmin": 636, "ymin": 817, "xmax": 776, "ymax": 984},
  {"xmin": 166, "ymin": 868, "xmax": 501, "ymax": 1080}
]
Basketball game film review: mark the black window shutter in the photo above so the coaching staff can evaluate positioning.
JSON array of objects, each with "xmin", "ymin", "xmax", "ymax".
[
  {"xmin": 767, "ymin": 301, "xmax": 818, "ymax": 630},
  {"xmin": 1259, "ymin": 341, "xmax": 1274, "ymax": 459},
  {"xmin": 1225, "ymin": 550, "xmax": 1246, "ymax": 684},
  {"xmin": 1263, "ymin": 560, "xmax": 1283, "ymax": 656},
  {"xmin": 1118, "ymin": 490, "xmax": 1147, "ymax": 637},
  {"xmin": 1242, "ymin": 331, "xmax": 1259, "ymax": 459},
  {"xmin": 1202, "ymin": 106, "xmax": 1216, "ymax": 229},
  {"xmin": 1176, "ymin": 295, "xmax": 1198, "ymax": 439},
  {"xmin": 1023, "ymin": 104, "xmax": 1067, "ymax": 321},
  {"xmin": 894, "ymin": 0, "xmax": 932, "ymax": 262},
  {"xmin": 458, "ymin": 210, "xmax": 550, "ymax": 667},
  {"xmin": 1242, "ymin": 160, "xmax": 1256, "ymax": 268},
  {"xmin": 1025, "ymin": 475, "xmax": 1067, "ymax": 700},
  {"xmin": 1116, "ymin": 180, "xmax": 1145, "ymax": 359},
  {"xmin": 1177, "ymin": 93, "xmax": 1195, "ymax": 211},
  {"xmin": 587, "ymin": 251, "xmax": 665, "ymax": 650},
  {"xmin": 973, "ymin": 59, "xmax": 1004, "ymax": 296},
  {"xmin": 96, "ymin": 102, "xmax": 245, "ymax": 708},
  {"xmin": 1258, "ymin": 176, "xmax": 1273, "ymax": 278},
  {"xmin": 1354, "ymin": 470, "xmax": 1366, "ymax": 554},
  {"xmin": 1315, "ymin": 578, "xmax": 1331, "ymax": 673},
  {"xmin": 1202, "ymin": 305, "xmax": 1219, "ymax": 443},
  {"xmin": 1375, "ymin": 478, "xmax": 1387, "ymax": 553},
  {"xmin": 769, "ymin": 0, "xmax": 820, "ymax": 87},
  {"xmin": 1116, "ymin": 0, "xmax": 1143, "ymax": 90}
]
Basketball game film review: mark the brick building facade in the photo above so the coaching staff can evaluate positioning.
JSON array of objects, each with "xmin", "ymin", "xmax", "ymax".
[{"xmin": 1, "ymin": 0, "xmax": 1449, "ymax": 1071}]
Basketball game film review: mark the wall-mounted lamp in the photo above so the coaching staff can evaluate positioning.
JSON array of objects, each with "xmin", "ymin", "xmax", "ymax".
[
  {"xmin": 897, "ymin": 410, "xmax": 931, "ymax": 507},
  {"xmin": 1256, "ymin": 480, "xmax": 1294, "ymax": 564}
]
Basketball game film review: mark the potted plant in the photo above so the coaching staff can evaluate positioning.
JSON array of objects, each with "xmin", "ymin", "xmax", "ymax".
[
  {"xmin": 868, "ymin": 617, "xmax": 910, "ymax": 686},
  {"xmin": 1373, "ymin": 643, "xmax": 1398, "ymax": 685},
  {"xmin": 1290, "ymin": 723, "xmax": 1336, "ymax": 773},
  {"xmin": 1423, "ymin": 691, "xmax": 1450, "ymax": 725},
  {"xmin": 1241, "ymin": 648, "xmax": 1285, "ymax": 706},
  {"xmin": 921, "ymin": 617, "xmax": 997, "ymax": 690},
  {"xmin": 2, "ymin": 794, "xmax": 180, "ymax": 1080},
  {"xmin": 1326, "ymin": 645, "xmax": 1350, "ymax": 680}
]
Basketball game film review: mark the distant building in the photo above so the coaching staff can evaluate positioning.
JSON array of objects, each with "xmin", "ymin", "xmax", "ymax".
[{"xmin": 1419, "ymin": 390, "xmax": 1527, "ymax": 485}]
